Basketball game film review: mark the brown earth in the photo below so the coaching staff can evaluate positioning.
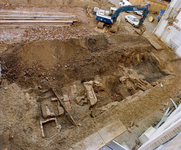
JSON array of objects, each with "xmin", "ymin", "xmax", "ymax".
[
  {"xmin": 0, "ymin": 0, "xmax": 113, "ymax": 9},
  {"xmin": 1, "ymin": 3, "xmax": 181, "ymax": 150}
]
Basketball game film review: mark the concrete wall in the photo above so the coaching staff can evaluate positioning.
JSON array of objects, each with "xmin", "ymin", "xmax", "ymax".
[
  {"xmin": 0, "ymin": 0, "xmax": 99, "ymax": 7},
  {"xmin": 153, "ymin": 0, "xmax": 181, "ymax": 56},
  {"xmin": 129, "ymin": 0, "xmax": 168, "ymax": 13}
]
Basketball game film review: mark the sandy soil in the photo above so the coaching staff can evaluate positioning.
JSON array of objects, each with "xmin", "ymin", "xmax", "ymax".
[{"xmin": 0, "ymin": 3, "xmax": 181, "ymax": 150}]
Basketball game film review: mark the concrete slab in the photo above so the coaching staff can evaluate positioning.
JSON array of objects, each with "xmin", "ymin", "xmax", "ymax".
[
  {"xmin": 72, "ymin": 120, "xmax": 126, "ymax": 150},
  {"xmin": 98, "ymin": 120, "xmax": 127, "ymax": 144},
  {"xmin": 114, "ymin": 110, "xmax": 164, "ymax": 150},
  {"xmin": 72, "ymin": 132, "xmax": 105, "ymax": 150}
]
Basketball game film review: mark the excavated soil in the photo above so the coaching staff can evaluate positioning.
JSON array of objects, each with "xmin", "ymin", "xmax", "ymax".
[
  {"xmin": 1, "ymin": 3, "xmax": 181, "ymax": 150},
  {"xmin": 1, "ymin": 33, "xmax": 178, "ymax": 150},
  {"xmin": 1, "ymin": 34, "xmax": 165, "ymax": 98}
]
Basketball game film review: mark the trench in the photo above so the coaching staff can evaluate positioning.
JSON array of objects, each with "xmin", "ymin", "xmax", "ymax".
[{"xmin": 1, "ymin": 34, "xmax": 167, "ymax": 136}]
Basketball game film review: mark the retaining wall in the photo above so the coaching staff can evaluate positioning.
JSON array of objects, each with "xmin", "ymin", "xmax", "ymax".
[{"xmin": 129, "ymin": 0, "xmax": 168, "ymax": 13}]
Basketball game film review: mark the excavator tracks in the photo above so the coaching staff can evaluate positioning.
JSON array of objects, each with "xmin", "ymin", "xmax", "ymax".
[{"xmin": 97, "ymin": 21, "xmax": 104, "ymax": 29}]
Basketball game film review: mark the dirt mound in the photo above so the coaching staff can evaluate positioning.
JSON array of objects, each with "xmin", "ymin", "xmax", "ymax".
[{"xmin": 0, "ymin": 0, "xmax": 114, "ymax": 9}]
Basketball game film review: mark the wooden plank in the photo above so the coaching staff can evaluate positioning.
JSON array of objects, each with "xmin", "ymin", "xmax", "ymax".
[
  {"xmin": 0, "ymin": 20, "xmax": 77, "ymax": 28},
  {"xmin": 0, "ymin": 24, "xmax": 70, "ymax": 28},
  {"xmin": 0, "ymin": 10, "xmax": 75, "ymax": 16},
  {"xmin": 0, "ymin": 15, "xmax": 77, "ymax": 20},
  {"xmin": 0, "ymin": 10, "xmax": 78, "ymax": 27},
  {"xmin": 0, "ymin": 20, "xmax": 74, "ymax": 23},
  {"xmin": 149, "ymin": 39, "xmax": 163, "ymax": 51},
  {"xmin": 52, "ymin": 88, "xmax": 77, "ymax": 126},
  {"xmin": 143, "ymin": 33, "xmax": 163, "ymax": 51}
]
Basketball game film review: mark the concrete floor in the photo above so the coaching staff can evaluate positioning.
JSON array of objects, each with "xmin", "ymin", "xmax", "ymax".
[
  {"xmin": 122, "ymin": 12, "xmax": 159, "ymax": 33},
  {"xmin": 114, "ymin": 110, "xmax": 164, "ymax": 149}
]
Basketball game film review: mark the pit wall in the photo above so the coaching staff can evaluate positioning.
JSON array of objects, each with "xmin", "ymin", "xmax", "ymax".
[
  {"xmin": 0, "ymin": 0, "xmax": 99, "ymax": 7},
  {"xmin": 1, "ymin": 34, "xmax": 152, "ymax": 85}
]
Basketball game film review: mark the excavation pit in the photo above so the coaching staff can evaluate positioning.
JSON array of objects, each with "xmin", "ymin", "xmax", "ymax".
[
  {"xmin": 0, "ymin": 34, "xmax": 169, "ymax": 149},
  {"xmin": 1, "ymin": 34, "xmax": 167, "ymax": 117},
  {"xmin": 1, "ymin": 34, "xmax": 165, "ymax": 85}
]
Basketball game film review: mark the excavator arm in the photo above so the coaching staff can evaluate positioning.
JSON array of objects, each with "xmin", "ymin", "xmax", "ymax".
[
  {"xmin": 94, "ymin": 2, "xmax": 150, "ymax": 33},
  {"xmin": 110, "ymin": 2, "xmax": 150, "ymax": 33},
  {"xmin": 111, "ymin": 5, "xmax": 143, "ymax": 22},
  {"xmin": 111, "ymin": 2, "xmax": 150, "ymax": 27},
  {"xmin": 138, "ymin": 3, "xmax": 150, "ymax": 26}
]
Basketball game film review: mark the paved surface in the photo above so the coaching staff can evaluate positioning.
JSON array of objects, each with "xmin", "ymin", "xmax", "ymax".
[
  {"xmin": 114, "ymin": 110, "xmax": 164, "ymax": 149},
  {"xmin": 72, "ymin": 120, "xmax": 126, "ymax": 150},
  {"xmin": 121, "ymin": 12, "xmax": 159, "ymax": 33}
]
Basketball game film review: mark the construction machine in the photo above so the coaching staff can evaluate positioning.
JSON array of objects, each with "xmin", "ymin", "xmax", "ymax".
[{"xmin": 93, "ymin": 2, "xmax": 150, "ymax": 33}]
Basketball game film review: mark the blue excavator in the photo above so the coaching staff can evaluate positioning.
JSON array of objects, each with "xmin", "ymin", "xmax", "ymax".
[{"xmin": 93, "ymin": 2, "xmax": 150, "ymax": 33}]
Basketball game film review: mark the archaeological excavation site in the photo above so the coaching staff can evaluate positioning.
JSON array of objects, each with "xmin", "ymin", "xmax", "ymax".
[{"xmin": 1, "ymin": 0, "xmax": 181, "ymax": 150}]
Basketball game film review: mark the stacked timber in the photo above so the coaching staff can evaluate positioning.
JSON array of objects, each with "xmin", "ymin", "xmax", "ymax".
[{"xmin": 0, "ymin": 10, "xmax": 78, "ymax": 28}]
